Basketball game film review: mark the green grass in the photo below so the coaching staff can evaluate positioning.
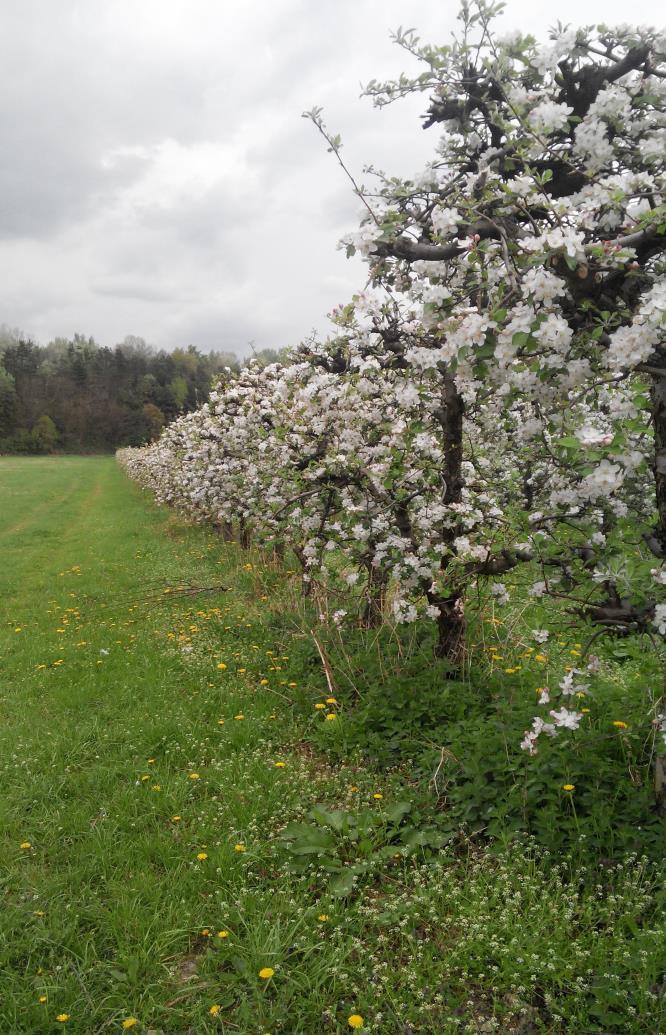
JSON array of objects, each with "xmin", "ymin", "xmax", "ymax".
[{"xmin": 0, "ymin": 457, "xmax": 664, "ymax": 1034}]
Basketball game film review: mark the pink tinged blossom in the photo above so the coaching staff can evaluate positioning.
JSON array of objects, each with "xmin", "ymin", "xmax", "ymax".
[{"xmin": 549, "ymin": 707, "xmax": 583, "ymax": 730}]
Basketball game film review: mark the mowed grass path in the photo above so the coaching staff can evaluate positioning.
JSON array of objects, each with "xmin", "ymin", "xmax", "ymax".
[{"xmin": 0, "ymin": 457, "xmax": 370, "ymax": 1034}]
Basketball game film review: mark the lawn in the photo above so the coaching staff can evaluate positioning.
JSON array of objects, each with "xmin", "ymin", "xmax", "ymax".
[{"xmin": 0, "ymin": 457, "xmax": 663, "ymax": 1034}]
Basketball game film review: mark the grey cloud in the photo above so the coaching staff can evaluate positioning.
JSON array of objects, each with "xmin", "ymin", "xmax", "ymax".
[{"xmin": 0, "ymin": 0, "xmax": 662, "ymax": 352}]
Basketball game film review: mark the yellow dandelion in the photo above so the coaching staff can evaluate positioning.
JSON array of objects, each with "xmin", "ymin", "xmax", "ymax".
[
  {"xmin": 260, "ymin": 678, "xmax": 269, "ymax": 685},
  {"xmin": 562, "ymin": 784, "xmax": 575, "ymax": 792},
  {"xmin": 274, "ymin": 761, "xmax": 286, "ymax": 768},
  {"xmin": 217, "ymin": 930, "xmax": 229, "ymax": 939},
  {"xmin": 171, "ymin": 815, "xmax": 181, "ymax": 822},
  {"xmin": 317, "ymin": 914, "xmax": 329, "ymax": 922},
  {"xmin": 258, "ymin": 967, "xmax": 274, "ymax": 979},
  {"xmin": 234, "ymin": 843, "xmax": 246, "ymax": 852},
  {"xmin": 315, "ymin": 703, "xmax": 326, "ymax": 710},
  {"xmin": 56, "ymin": 1016, "xmax": 70, "ymax": 1024},
  {"xmin": 373, "ymin": 793, "xmax": 383, "ymax": 800},
  {"xmin": 197, "ymin": 852, "xmax": 208, "ymax": 861},
  {"xmin": 20, "ymin": 841, "xmax": 32, "ymax": 849},
  {"xmin": 234, "ymin": 714, "xmax": 244, "ymax": 720},
  {"xmin": 189, "ymin": 772, "xmax": 200, "ymax": 780},
  {"xmin": 209, "ymin": 1004, "xmax": 221, "ymax": 1016},
  {"xmin": 348, "ymin": 1015, "xmax": 364, "ymax": 1029},
  {"xmin": 325, "ymin": 697, "xmax": 337, "ymax": 704},
  {"xmin": 216, "ymin": 662, "xmax": 227, "ymax": 670},
  {"xmin": 122, "ymin": 1020, "xmax": 138, "ymax": 1030},
  {"xmin": 612, "ymin": 720, "xmax": 628, "ymax": 729},
  {"xmin": 535, "ymin": 654, "xmax": 547, "ymax": 662},
  {"xmin": 38, "ymin": 995, "xmax": 47, "ymax": 1003},
  {"xmin": 325, "ymin": 713, "xmax": 337, "ymax": 721}
]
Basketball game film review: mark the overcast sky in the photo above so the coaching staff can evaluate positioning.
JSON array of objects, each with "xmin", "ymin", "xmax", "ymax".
[{"xmin": 0, "ymin": 0, "xmax": 662, "ymax": 356}]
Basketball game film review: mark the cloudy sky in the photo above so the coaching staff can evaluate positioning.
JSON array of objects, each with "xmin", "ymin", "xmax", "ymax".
[{"xmin": 0, "ymin": 0, "xmax": 662, "ymax": 356}]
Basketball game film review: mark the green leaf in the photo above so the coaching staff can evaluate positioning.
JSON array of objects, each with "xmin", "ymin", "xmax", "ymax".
[{"xmin": 329, "ymin": 870, "xmax": 355, "ymax": 896}]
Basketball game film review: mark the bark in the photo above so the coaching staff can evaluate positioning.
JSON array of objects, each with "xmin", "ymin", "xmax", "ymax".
[
  {"xmin": 652, "ymin": 371, "xmax": 666, "ymax": 555},
  {"xmin": 293, "ymin": 546, "xmax": 313, "ymax": 598},
  {"xmin": 361, "ymin": 564, "xmax": 388, "ymax": 629},
  {"xmin": 211, "ymin": 519, "xmax": 234, "ymax": 542},
  {"xmin": 239, "ymin": 516, "xmax": 251, "ymax": 550},
  {"xmin": 432, "ymin": 373, "xmax": 467, "ymax": 669}
]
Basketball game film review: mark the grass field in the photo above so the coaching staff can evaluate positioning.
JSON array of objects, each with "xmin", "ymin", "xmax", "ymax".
[{"xmin": 1, "ymin": 457, "xmax": 664, "ymax": 1034}]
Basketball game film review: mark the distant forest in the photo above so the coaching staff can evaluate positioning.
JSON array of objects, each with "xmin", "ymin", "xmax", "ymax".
[{"xmin": 0, "ymin": 329, "xmax": 284, "ymax": 454}]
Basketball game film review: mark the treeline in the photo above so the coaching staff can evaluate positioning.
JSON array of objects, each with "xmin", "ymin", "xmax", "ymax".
[{"xmin": 0, "ymin": 329, "xmax": 285, "ymax": 454}]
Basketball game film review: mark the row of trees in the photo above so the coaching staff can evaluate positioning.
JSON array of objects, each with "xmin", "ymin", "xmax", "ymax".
[
  {"xmin": 119, "ymin": 4, "xmax": 665, "ymax": 759},
  {"xmin": 0, "ymin": 331, "xmax": 272, "ymax": 453}
]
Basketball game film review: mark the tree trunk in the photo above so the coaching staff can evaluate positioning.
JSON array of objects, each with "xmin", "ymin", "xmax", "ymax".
[
  {"xmin": 239, "ymin": 516, "xmax": 251, "ymax": 550},
  {"xmin": 212, "ymin": 520, "xmax": 234, "ymax": 542},
  {"xmin": 362, "ymin": 564, "xmax": 388, "ymax": 628},
  {"xmin": 293, "ymin": 546, "xmax": 313, "ymax": 597},
  {"xmin": 652, "ymin": 373, "xmax": 666, "ymax": 554},
  {"xmin": 434, "ymin": 598, "xmax": 467, "ymax": 668},
  {"xmin": 432, "ymin": 373, "xmax": 467, "ymax": 668}
]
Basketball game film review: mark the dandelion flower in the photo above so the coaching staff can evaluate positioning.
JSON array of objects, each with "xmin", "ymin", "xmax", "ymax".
[
  {"xmin": 171, "ymin": 815, "xmax": 181, "ymax": 822},
  {"xmin": 274, "ymin": 761, "xmax": 286, "ymax": 768},
  {"xmin": 20, "ymin": 841, "xmax": 32, "ymax": 849},
  {"xmin": 258, "ymin": 967, "xmax": 274, "ymax": 979},
  {"xmin": 325, "ymin": 713, "xmax": 337, "ymax": 722},
  {"xmin": 234, "ymin": 843, "xmax": 246, "ymax": 852},
  {"xmin": 122, "ymin": 1020, "xmax": 138, "ymax": 1030},
  {"xmin": 325, "ymin": 697, "xmax": 337, "ymax": 704},
  {"xmin": 612, "ymin": 720, "xmax": 628, "ymax": 729},
  {"xmin": 260, "ymin": 679, "xmax": 269, "ymax": 685},
  {"xmin": 314, "ymin": 703, "xmax": 326, "ymax": 710},
  {"xmin": 217, "ymin": 930, "xmax": 229, "ymax": 939},
  {"xmin": 562, "ymin": 784, "xmax": 575, "ymax": 792},
  {"xmin": 317, "ymin": 914, "xmax": 329, "ymax": 922},
  {"xmin": 348, "ymin": 1015, "xmax": 364, "ymax": 1029},
  {"xmin": 197, "ymin": 852, "xmax": 208, "ymax": 861},
  {"xmin": 38, "ymin": 995, "xmax": 47, "ymax": 1003},
  {"xmin": 216, "ymin": 663, "xmax": 227, "ymax": 670},
  {"xmin": 209, "ymin": 1004, "xmax": 221, "ymax": 1016},
  {"xmin": 372, "ymin": 793, "xmax": 383, "ymax": 800},
  {"xmin": 189, "ymin": 772, "xmax": 200, "ymax": 780},
  {"xmin": 56, "ymin": 1015, "xmax": 70, "ymax": 1023},
  {"xmin": 234, "ymin": 714, "xmax": 244, "ymax": 721}
]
